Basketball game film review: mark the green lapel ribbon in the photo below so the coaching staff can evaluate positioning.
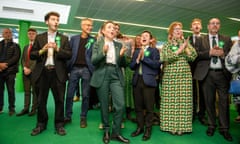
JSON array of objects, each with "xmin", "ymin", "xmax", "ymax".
[
  {"xmin": 219, "ymin": 41, "xmax": 224, "ymax": 48},
  {"xmin": 144, "ymin": 50, "xmax": 150, "ymax": 57},
  {"xmin": 55, "ymin": 36, "xmax": 61, "ymax": 48},
  {"xmin": 85, "ymin": 38, "xmax": 95, "ymax": 49},
  {"xmin": 170, "ymin": 45, "xmax": 178, "ymax": 52}
]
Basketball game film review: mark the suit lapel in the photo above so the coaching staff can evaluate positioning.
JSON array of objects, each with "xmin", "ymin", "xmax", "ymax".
[
  {"xmin": 204, "ymin": 35, "xmax": 211, "ymax": 50},
  {"xmin": 113, "ymin": 41, "xmax": 121, "ymax": 64}
]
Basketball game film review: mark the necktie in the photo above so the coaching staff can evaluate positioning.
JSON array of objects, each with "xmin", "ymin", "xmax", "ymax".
[
  {"xmin": 212, "ymin": 36, "xmax": 218, "ymax": 64},
  {"xmin": 193, "ymin": 36, "xmax": 196, "ymax": 45},
  {"xmin": 26, "ymin": 43, "xmax": 33, "ymax": 67}
]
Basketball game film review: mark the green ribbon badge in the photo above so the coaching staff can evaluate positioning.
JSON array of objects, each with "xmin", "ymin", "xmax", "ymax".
[
  {"xmin": 219, "ymin": 41, "xmax": 224, "ymax": 48},
  {"xmin": 144, "ymin": 50, "xmax": 150, "ymax": 57},
  {"xmin": 55, "ymin": 36, "xmax": 61, "ymax": 48},
  {"xmin": 85, "ymin": 38, "xmax": 95, "ymax": 49},
  {"xmin": 170, "ymin": 45, "xmax": 178, "ymax": 52}
]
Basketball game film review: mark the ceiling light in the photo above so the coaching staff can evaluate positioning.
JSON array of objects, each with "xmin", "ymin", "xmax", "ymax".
[
  {"xmin": 228, "ymin": 17, "xmax": 240, "ymax": 22},
  {"xmin": 75, "ymin": 16, "xmax": 194, "ymax": 33},
  {"xmin": 0, "ymin": 0, "xmax": 71, "ymax": 24}
]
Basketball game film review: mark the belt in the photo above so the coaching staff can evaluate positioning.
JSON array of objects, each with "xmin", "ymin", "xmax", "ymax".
[
  {"xmin": 209, "ymin": 69, "xmax": 223, "ymax": 72},
  {"xmin": 74, "ymin": 64, "xmax": 87, "ymax": 68},
  {"xmin": 105, "ymin": 63, "xmax": 116, "ymax": 67},
  {"xmin": 45, "ymin": 65, "xmax": 55, "ymax": 70}
]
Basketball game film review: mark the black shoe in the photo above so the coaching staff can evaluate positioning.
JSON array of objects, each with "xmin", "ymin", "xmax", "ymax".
[
  {"xmin": 28, "ymin": 110, "xmax": 36, "ymax": 116},
  {"xmin": 111, "ymin": 134, "xmax": 130, "ymax": 143},
  {"xmin": 16, "ymin": 110, "xmax": 29, "ymax": 116},
  {"xmin": 219, "ymin": 131, "xmax": 233, "ymax": 142},
  {"xmin": 131, "ymin": 128, "xmax": 144, "ymax": 137},
  {"xmin": 80, "ymin": 117, "xmax": 87, "ymax": 128},
  {"xmin": 142, "ymin": 127, "xmax": 152, "ymax": 141},
  {"xmin": 9, "ymin": 110, "xmax": 15, "ymax": 116},
  {"xmin": 31, "ymin": 126, "xmax": 46, "ymax": 136},
  {"xmin": 55, "ymin": 127, "xmax": 66, "ymax": 136},
  {"xmin": 206, "ymin": 128, "xmax": 215, "ymax": 136},
  {"xmin": 103, "ymin": 132, "xmax": 110, "ymax": 144},
  {"xmin": 64, "ymin": 117, "xmax": 72, "ymax": 125},
  {"xmin": 199, "ymin": 117, "xmax": 208, "ymax": 125}
]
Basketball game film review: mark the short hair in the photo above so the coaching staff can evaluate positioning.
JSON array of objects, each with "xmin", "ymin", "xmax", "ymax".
[
  {"xmin": 114, "ymin": 23, "xmax": 120, "ymax": 29},
  {"xmin": 81, "ymin": 18, "xmax": 93, "ymax": 24},
  {"xmin": 28, "ymin": 28, "xmax": 37, "ymax": 33},
  {"xmin": 141, "ymin": 30, "xmax": 153, "ymax": 39},
  {"xmin": 191, "ymin": 18, "xmax": 202, "ymax": 25},
  {"xmin": 44, "ymin": 11, "xmax": 60, "ymax": 21}
]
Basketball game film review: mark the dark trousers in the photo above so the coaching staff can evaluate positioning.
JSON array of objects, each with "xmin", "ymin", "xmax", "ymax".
[
  {"xmin": 0, "ymin": 72, "xmax": 16, "ymax": 111},
  {"xmin": 192, "ymin": 79, "xmax": 206, "ymax": 119},
  {"xmin": 36, "ymin": 68, "xmax": 65, "ymax": 128},
  {"xmin": 202, "ymin": 70, "xmax": 230, "ymax": 132},
  {"xmin": 23, "ymin": 73, "xmax": 37, "ymax": 111},
  {"xmin": 133, "ymin": 76, "xmax": 155, "ymax": 129},
  {"xmin": 89, "ymin": 86, "xmax": 99, "ymax": 109}
]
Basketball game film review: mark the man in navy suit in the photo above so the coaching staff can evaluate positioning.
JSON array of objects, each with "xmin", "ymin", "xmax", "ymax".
[
  {"xmin": 64, "ymin": 18, "xmax": 95, "ymax": 128},
  {"xmin": 30, "ymin": 11, "xmax": 72, "ymax": 136},
  {"xmin": 194, "ymin": 18, "xmax": 233, "ymax": 141},
  {"xmin": 130, "ymin": 30, "xmax": 161, "ymax": 141}
]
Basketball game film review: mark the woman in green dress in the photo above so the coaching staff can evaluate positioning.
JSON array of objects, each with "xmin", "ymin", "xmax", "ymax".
[{"xmin": 160, "ymin": 21, "xmax": 197, "ymax": 135}]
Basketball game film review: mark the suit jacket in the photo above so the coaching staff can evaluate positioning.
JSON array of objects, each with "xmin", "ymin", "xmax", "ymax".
[
  {"xmin": 30, "ymin": 32, "xmax": 72, "ymax": 83},
  {"xmin": 189, "ymin": 35, "xmax": 202, "ymax": 75},
  {"xmin": 130, "ymin": 47, "xmax": 161, "ymax": 87},
  {"xmin": 22, "ymin": 44, "xmax": 36, "ymax": 71},
  {"xmin": 0, "ymin": 39, "xmax": 21, "ymax": 74},
  {"xmin": 193, "ymin": 34, "xmax": 232, "ymax": 81},
  {"xmin": 67, "ymin": 35, "xmax": 95, "ymax": 74},
  {"xmin": 90, "ymin": 39, "xmax": 126, "ymax": 88}
]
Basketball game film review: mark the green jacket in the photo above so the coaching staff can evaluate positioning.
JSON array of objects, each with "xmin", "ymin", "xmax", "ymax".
[{"xmin": 90, "ymin": 39, "xmax": 126, "ymax": 88}]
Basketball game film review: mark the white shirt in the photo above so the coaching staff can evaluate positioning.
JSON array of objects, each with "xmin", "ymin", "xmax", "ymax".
[
  {"xmin": 106, "ymin": 41, "xmax": 116, "ymax": 64},
  {"xmin": 45, "ymin": 32, "xmax": 57, "ymax": 66},
  {"xmin": 209, "ymin": 34, "xmax": 222, "ymax": 69}
]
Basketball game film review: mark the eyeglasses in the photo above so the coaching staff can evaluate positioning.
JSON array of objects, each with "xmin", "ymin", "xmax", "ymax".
[
  {"xmin": 209, "ymin": 22, "xmax": 220, "ymax": 25},
  {"xmin": 83, "ymin": 24, "xmax": 93, "ymax": 27},
  {"xmin": 173, "ymin": 28, "xmax": 182, "ymax": 31}
]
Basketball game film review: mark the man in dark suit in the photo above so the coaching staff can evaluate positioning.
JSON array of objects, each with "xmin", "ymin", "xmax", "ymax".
[
  {"xmin": 16, "ymin": 28, "xmax": 37, "ymax": 117},
  {"xmin": 64, "ymin": 18, "xmax": 95, "ymax": 128},
  {"xmin": 0, "ymin": 28, "xmax": 21, "ymax": 116},
  {"xmin": 30, "ymin": 11, "xmax": 72, "ymax": 136},
  {"xmin": 130, "ymin": 31, "xmax": 160, "ymax": 141},
  {"xmin": 189, "ymin": 18, "xmax": 207, "ymax": 125},
  {"xmin": 194, "ymin": 18, "xmax": 233, "ymax": 141}
]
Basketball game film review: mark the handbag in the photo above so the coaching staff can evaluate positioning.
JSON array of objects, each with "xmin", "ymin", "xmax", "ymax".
[{"xmin": 229, "ymin": 80, "xmax": 240, "ymax": 95}]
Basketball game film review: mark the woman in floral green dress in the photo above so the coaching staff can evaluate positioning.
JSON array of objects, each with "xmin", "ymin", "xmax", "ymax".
[{"xmin": 160, "ymin": 22, "xmax": 197, "ymax": 135}]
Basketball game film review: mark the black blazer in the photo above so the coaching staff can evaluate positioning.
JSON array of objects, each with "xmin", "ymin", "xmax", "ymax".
[
  {"xmin": 189, "ymin": 35, "xmax": 202, "ymax": 75},
  {"xmin": 0, "ymin": 40, "xmax": 21, "ymax": 74},
  {"xmin": 193, "ymin": 34, "xmax": 232, "ymax": 81},
  {"xmin": 30, "ymin": 32, "xmax": 72, "ymax": 83}
]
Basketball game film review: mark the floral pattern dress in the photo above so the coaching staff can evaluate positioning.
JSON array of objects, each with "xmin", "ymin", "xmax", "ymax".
[{"xmin": 160, "ymin": 39, "xmax": 197, "ymax": 133}]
